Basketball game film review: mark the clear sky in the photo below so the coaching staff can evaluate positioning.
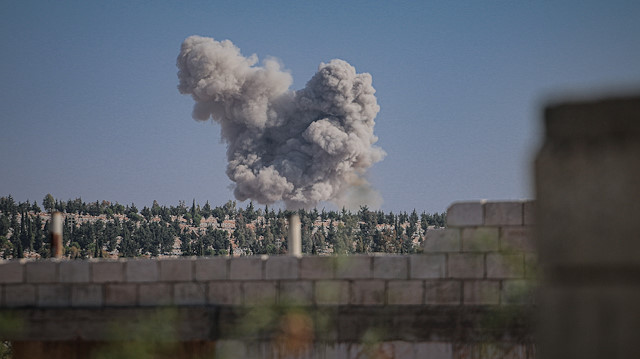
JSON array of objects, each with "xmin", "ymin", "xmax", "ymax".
[{"xmin": 1, "ymin": 1, "xmax": 639, "ymax": 213}]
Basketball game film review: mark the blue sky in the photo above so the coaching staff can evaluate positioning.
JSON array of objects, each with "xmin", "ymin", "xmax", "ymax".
[{"xmin": 1, "ymin": 1, "xmax": 639, "ymax": 213}]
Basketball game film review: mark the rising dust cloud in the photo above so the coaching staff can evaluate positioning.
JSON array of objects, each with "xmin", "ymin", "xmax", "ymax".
[{"xmin": 177, "ymin": 36, "xmax": 385, "ymax": 209}]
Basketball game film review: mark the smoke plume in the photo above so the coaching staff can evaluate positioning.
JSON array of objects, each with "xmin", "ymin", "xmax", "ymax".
[{"xmin": 177, "ymin": 36, "xmax": 385, "ymax": 209}]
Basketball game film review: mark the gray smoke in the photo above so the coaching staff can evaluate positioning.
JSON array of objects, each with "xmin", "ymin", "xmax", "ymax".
[{"xmin": 177, "ymin": 36, "xmax": 385, "ymax": 209}]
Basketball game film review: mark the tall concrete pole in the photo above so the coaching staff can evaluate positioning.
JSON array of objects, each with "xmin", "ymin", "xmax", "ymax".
[
  {"xmin": 288, "ymin": 213, "xmax": 301, "ymax": 257},
  {"xmin": 50, "ymin": 211, "xmax": 63, "ymax": 258}
]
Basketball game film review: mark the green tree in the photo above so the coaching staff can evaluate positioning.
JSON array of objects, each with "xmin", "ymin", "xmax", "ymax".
[{"xmin": 42, "ymin": 194, "xmax": 55, "ymax": 212}]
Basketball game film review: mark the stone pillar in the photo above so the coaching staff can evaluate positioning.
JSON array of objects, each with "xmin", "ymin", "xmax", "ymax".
[{"xmin": 535, "ymin": 96, "xmax": 640, "ymax": 359}]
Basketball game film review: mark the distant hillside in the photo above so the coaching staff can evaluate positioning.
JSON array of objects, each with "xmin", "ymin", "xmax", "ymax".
[{"xmin": 0, "ymin": 195, "xmax": 445, "ymax": 259}]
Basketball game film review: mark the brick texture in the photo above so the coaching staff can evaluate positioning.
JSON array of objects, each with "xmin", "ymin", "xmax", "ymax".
[
  {"xmin": 423, "ymin": 229, "xmax": 461, "ymax": 252},
  {"xmin": 447, "ymin": 202, "xmax": 484, "ymax": 227},
  {"xmin": 410, "ymin": 255, "xmax": 446, "ymax": 279},
  {"xmin": 373, "ymin": 256, "xmax": 408, "ymax": 279}
]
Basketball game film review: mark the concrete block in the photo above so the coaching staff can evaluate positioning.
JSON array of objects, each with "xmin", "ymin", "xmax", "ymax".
[
  {"xmin": 4, "ymin": 284, "xmax": 36, "ymax": 307},
  {"xmin": 59, "ymin": 261, "xmax": 90, "ymax": 283},
  {"xmin": 194, "ymin": 257, "xmax": 227, "ymax": 281},
  {"xmin": 389, "ymin": 341, "xmax": 415, "ymax": 359},
  {"xmin": 105, "ymin": 283, "xmax": 137, "ymax": 306},
  {"xmin": 486, "ymin": 253, "xmax": 524, "ymax": 278},
  {"xmin": 38, "ymin": 284, "xmax": 71, "ymax": 307},
  {"xmin": 448, "ymin": 253, "xmax": 484, "ymax": 278},
  {"xmin": 243, "ymin": 281, "xmax": 277, "ymax": 305},
  {"xmin": 71, "ymin": 285, "xmax": 103, "ymax": 307},
  {"xmin": 523, "ymin": 201, "xmax": 535, "ymax": 225},
  {"xmin": 335, "ymin": 256, "xmax": 371, "ymax": 279},
  {"xmin": 387, "ymin": 280, "xmax": 423, "ymax": 305},
  {"xmin": 299, "ymin": 256, "xmax": 334, "ymax": 279},
  {"xmin": 463, "ymin": 281, "xmax": 500, "ymax": 305},
  {"xmin": 25, "ymin": 261, "xmax": 57, "ymax": 283},
  {"xmin": 315, "ymin": 280, "xmax": 349, "ymax": 305},
  {"xmin": 0, "ymin": 261, "xmax": 24, "ymax": 283},
  {"xmin": 215, "ymin": 340, "xmax": 247, "ymax": 358},
  {"xmin": 461, "ymin": 227, "xmax": 499, "ymax": 252},
  {"xmin": 414, "ymin": 342, "xmax": 453, "ymax": 359},
  {"xmin": 500, "ymin": 226, "xmax": 535, "ymax": 252},
  {"xmin": 502, "ymin": 280, "xmax": 535, "ymax": 305},
  {"xmin": 410, "ymin": 254, "xmax": 446, "ymax": 279},
  {"xmin": 325, "ymin": 343, "xmax": 350, "ymax": 359},
  {"xmin": 159, "ymin": 258, "xmax": 193, "ymax": 282},
  {"xmin": 484, "ymin": 202, "xmax": 523, "ymax": 226},
  {"xmin": 423, "ymin": 229, "xmax": 461, "ymax": 252},
  {"xmin": 174, "ymin": 282, "xmax": 206, "ymax": 305},
  {"xmin": 525, "ymin": 254, "xmax": 538, "ymax": 279},
  {"xmin": 424, "ymin": 280, "xmax": 461, "ymax": 305},
  {"xmin": 91, "ymin": 261, "xmax": 124, "ymax": 283},
  {"xmin": 350, "ymin": 280, "xmax": 385, "ymax": 305},
  {"xmin": 125, "ymin": 260, "xmax": 158, "ymax": 282},
  {"xmin": 447, "ymin": 202, "xmax": 484, "ymax": 227},
  {"xmin": 279, "ymin": 280, "xmax": 313, "ymax": 305},
  {"xmin": 265, "ymin": 256, "xmax": 299, "ymax": 280},
  {"xmin": 229, "ymin": 257, "xmax": 263, "ymax": 280},
  {"xmin": 373, "ymin": 256, "xmax": 408, "ymax": 279},
  {"xmin": 138, "ymin": 283, "xmax": 172, "ymax": 306},
  {"xmin": 208, "ymin": 281, "xmax": 243, "ymax": 305}
]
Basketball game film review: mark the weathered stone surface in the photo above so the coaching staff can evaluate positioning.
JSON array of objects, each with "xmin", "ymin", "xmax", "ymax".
[
  {"xmin": 59, "ymin": 261, "xmax": 90, "ymax": 283},
  {"xmin": 447, "ymin": 202, "xmax": 484, "ymax": 227},
  {"xmin": 25, "ymin": 261, "xmax": 57, "ymax": 283},
  {"xmin": 523, "ymin": 201, "xmax": 535, "ymax": 225},
  {"xmin": 502, "ymin": 280, "xmax": 534, "ymax": 305},
  {"xmin": 279, "ymin": 280, "xmax": 313, "ymax": 305},
  {"xmin": 486, "ymin": 253, "xmax": 524, "ymax": 279},
  {"xmin": 314, "ymin": 280, "xmax": 349, "ymax": 305},
  {"xmin": 194, "ymin": 257, "xmax": 227, "ymax": 281},
  {"xmin": 243, "ymin": 281, "xmax": 276, "ymax": 305},
  {"xmin": 484, "ymin": 202, "xmax": 523, "ymax": 226},
  {"xmin": 0, "ymin": 261, "xmax": 24, "ymax": 283},
  {"xmin": 424, "ymin": 280, "xmax": 461, "ymax": 305},
  {"xmin": 415, "ymin": 342, "xmax": 453, "ymax": 359},
  {"xmin": 38, "ymin": 284, "xmax": 70, "ymax": 307},
  {"xmin": 71, "ymin": 285, "xmax": 103, "ymax": 307},
  {"xmin": 138, "ymin": 283, "xmax": 171, "ymax": 306},
  {"xmin": 104, "ymin": 284, "xmax": 137, "ymax": 306},
  {"xmin": 125, "ymin": 260, "xmax": 158, "ymax": 282},
  {"xmin": 423, "ymin": 229, "xmax": 461, "ymax": 252},
  {"xmin": 299, "ymin": 256, "xmax": 334, "ymax": 279},
  {"xmin": 387, "ymin": 280, "xmax": 423, "ymax": 305},
  {"xmin": 351, "ymin": 280, "xmax": 385, "ymax": 305},
  {"xmin": 174, "ymin": 282, "xmax": 206, "ymax": 305},
  {"xmin": 463, "ymin": 281, "xmax": 500, "ymax": 305},
  {"xmin": 229, "ymin": 257, "xmax": 263, "ymax": 280},
  {"xmin": 91, "ymin": 261, "xmax": 124, "ymax": 283},
  {"xmin": 524, "ymin": 254, "xmax": 538, "ymax": 279},
  {"xmin": 461, "ymin": 227, "xmax": 499, "ymax": 252},
  {"xmin": 208, "ymin": 281, "xmax": 242, "ymax": 305},
  {"xmin": 265, "ymin": 256, "xmax": 299, "ymax": 280},
  {"xmin": 410, "ymin": 254, "xmax": 446, "ymax": 279},
  {"xmin": 4, "ymin": 284, "xmax": 36, "ymax": 307},
  {"xmin": 373, "ymin": 256, "xmax": 408, "ymax": 279},
  {"xmin": 335, "ymin": 256, "xmax": 371, "ymax": 279},
  {"xmin": 448, "ymin": 253, "xmax": 484, "ymax": 278},
  {"xmin": 500, "ymin": 227, "xmax": 534, "ymax": 252},
  {"xmin": 159, "ymin": 258, "xmax": 193, "ymax": 282}
]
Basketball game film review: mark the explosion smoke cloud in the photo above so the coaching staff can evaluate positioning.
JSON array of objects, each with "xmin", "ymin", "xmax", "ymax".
[{"xmin": 177, "ymin": 36, "xmax": 385, "ymax": 209}]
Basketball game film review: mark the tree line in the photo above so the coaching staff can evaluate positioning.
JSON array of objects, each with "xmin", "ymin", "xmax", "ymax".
[{"xmin": 0, "ymin": 195, "xmax": 446, "ymax": 259}]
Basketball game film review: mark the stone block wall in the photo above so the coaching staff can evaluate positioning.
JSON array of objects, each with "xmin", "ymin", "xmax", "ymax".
[{"xmin": 0, "ymin": 200, "xmax": 536, "ymax": 359}]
